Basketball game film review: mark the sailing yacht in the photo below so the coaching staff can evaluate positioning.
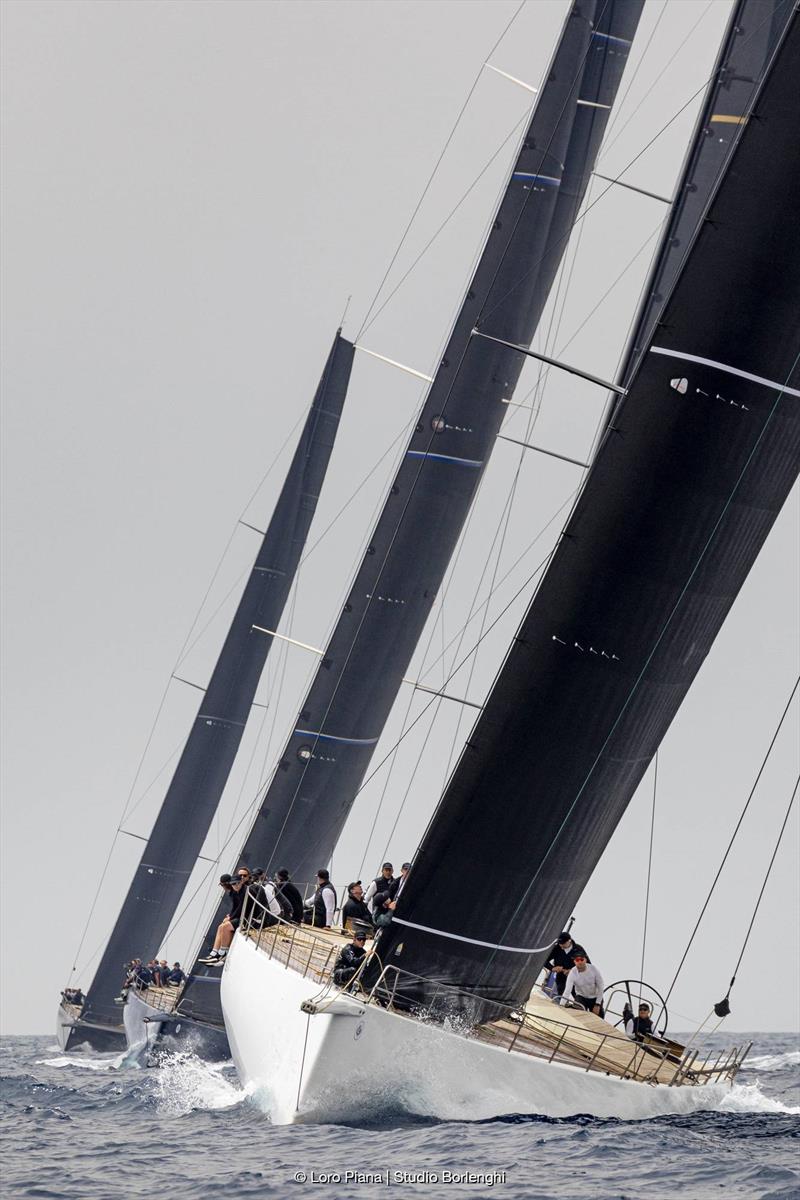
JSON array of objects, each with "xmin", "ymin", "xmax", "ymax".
[
  {"xmin": 219, "ymin": 1, "xmax": 800, "ymax": 1121},
  {"xmin": 57, "ymin": 334, "xmax": 354, "ymax": 1053},
  {"xmin": 116, "ymin": 0, "xmax": 649, "ymax": 1060}
]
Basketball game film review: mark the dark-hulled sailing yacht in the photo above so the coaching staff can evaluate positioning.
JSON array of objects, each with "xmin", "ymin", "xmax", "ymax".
[
  {"xmin": 219, "ymin": 0, "xmax": 800, "ymax": 1122},
  {"xmin": 57, "ymin": 332, "xmax": 354, "ymax": 1053}
]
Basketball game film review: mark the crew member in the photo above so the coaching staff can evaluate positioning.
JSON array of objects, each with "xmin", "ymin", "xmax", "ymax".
[
  {"xmin": 342, "ymin": 882, "xmax": 374, "ymax": 931},
  {"xmin": 543, "ymin": 932, "xmax": 591, "ymax": 997},
  {"xmin": 562, "ymin": 954, "xmax": 605, "ymax": 1016},
  {"xmin": 365, "ymin": 863, "xmax": 394, "ymax": 907},
  {"xmin": 332, "ymin": 930, "xmax": 368, "ymax": 988},
  {"xmin": 304, "ymin": 869, "xmax": 337, "ymax": 928},
  {"xmin": 275, "ymin": 869, "xmax": 304, "ymax": 923},
  {"xmin": 625, "ymin": 1002, "xmax": 654, "ymax": 1039},
  {"xmin": 199, "ymin": 872, "xmax": 247, "ymax": 964}
]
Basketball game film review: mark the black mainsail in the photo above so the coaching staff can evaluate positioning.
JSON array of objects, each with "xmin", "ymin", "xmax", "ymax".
[
  {"xmin": 67, "ymin": 332, "xmax": 354, "ymax": 1047},
  {"xmin": 379, "ymin": 10, "xmax": 800, "ymax": 1011},
  {"xmin": 619, "ymin": 0, "xmax": 791, "ymax": 384},
  {"xmin": 201, "ymin": 0, "xmax": 645, "ymax": 900}
]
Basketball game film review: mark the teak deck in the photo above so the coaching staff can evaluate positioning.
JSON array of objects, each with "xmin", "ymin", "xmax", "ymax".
[{"xmin": 132, "ymin": 922, "xmax": 748, "ymax": 1089}]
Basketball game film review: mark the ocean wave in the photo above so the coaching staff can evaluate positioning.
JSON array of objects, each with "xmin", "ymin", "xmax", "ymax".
[
  {"xmin": 718, "ymin": 1081, "xmax": 800, "ymax": 1115},
  {"xmin": 744, "ymin": 1050, "xmax": 800, "ymax": 1073},
  {"xmin": 148, "ymin": 1052, "xmax": 250, "ymax": 1115},
  {"xmin": 34, "ymin": 1053, "xmax": 129, "ymax": 1072}
]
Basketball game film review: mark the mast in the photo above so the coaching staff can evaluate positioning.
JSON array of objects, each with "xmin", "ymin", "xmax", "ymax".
[
  {"xmin": 205, "ymin": 0, "xmax": 644, "ymax": 893},
  {"xmin": 72, "ymin": 332, "xmax": 354, "ymax": 1042},
  {"xmin": 379, "ymin": 10, "xmax": 800, "ymax": 1014}
]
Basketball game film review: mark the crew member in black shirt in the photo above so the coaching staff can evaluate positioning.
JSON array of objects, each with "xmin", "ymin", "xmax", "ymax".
[
  {"xmin": 275, "ymin": 868, "xmax": 304, "ymax": 923},
  {"xmin": 341, "ymin": 882, "xmax": 374, "ymax": 932},
  {"xmin": 543, "ymin": 932, "xmax": 591, "ymax": 997},
  {"xmin": 332, "ymin": 930, "xmax": 368, "ymax": 988},
  {"xmin": 625, "ymin": 1002, "xmax": 654, "ymax": 1040}
]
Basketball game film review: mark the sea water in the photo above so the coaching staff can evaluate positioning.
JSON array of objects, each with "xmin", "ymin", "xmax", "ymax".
[{"xmin": 1, "ymin": 1032, "xmax": 797, "ymax": 1199}]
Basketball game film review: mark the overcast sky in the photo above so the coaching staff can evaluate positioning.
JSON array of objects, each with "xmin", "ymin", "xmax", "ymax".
[{"xmin": 2, "ymin": 0, "xmax": 797, "ymax": 1040}]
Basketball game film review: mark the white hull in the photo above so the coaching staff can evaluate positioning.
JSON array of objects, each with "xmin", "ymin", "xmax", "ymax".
[{"xmin": 221, "ymin": 932, "xmax": 729, "ymax": 1125}]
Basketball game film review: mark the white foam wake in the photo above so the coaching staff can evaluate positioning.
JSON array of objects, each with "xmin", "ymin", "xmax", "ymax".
[
  {"xmin": 744, "ymin": 1049, "xmax": 800, "ymax": 1073},
  {"xmin": 35, "ymin": 1052, "xmax": 129, "ymax": 1072},
  {"xmin": 717, "ymin": 1081, "xmax": 800, "ymax": 1115},
  {"xmin": 150, "ymin": 1051, "xmax": 251, "ymax": 1115}
]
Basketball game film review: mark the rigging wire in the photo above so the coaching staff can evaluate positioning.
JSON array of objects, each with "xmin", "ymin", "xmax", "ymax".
[
  {"xmin": 480, "ymin": 0, "xmax": 786, "ymax": 334},
  {"xmin": 598, "ymin": 0, "xmax": 716, "ymax": 161},
  {"xmin": 599, "ymin": 0, "xmax": 669, "ymax": 145},
  {"xmin": 355, "ymin": 0, "xmax": 528, "ymax": 340},
  {"xmin": 717, "ymin": 774, "xmax": 799, "ymax": 1009},
  {"xmin": 639, "ymin": 751, "xmax": 658, "ymax": 989},
  {"xmin": 663, "ymin": 674, "xmax": 800, "ymax": 1005}
]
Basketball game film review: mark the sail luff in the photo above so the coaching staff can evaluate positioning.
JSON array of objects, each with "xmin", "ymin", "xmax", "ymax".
[
  {"xmin": 73, "ymin": 332, "xmax": 354, "ymax": 1039},
  {"xmin": 379, "ymin": 10, "xmax": 800, "ymax": 1013}
]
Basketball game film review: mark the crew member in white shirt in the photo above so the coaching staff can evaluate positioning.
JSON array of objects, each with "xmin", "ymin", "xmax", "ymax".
[{"xmin": 562, "ymin": 953, "xmax": 605, "ymax": 1016}]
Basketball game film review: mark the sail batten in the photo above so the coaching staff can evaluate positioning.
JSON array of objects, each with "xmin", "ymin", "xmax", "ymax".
[{"xmin": 71, "ymin": 332, "xmax": 354, "ymax": 1043}]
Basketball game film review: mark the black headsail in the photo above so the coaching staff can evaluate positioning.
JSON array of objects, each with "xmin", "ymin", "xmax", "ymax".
[
  {"xmin": 69, "ymin": 332, "xmax": 353, "ymax": 1046},
  {"xmin": 378, "ymin": 10, "xmax": 800, "ymax": 1013},
  {"xmin": 199, "ymin": 0, "xmax": 644, "ymax": 903}
]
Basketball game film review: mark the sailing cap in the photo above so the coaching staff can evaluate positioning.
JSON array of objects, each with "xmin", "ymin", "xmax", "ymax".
[
  {"xmin": 219, "ymin": 874, "xmax": 233, "ymax": 884},
  {"xmin": 402, "ymin": 862, "xmax": 411, "ymax": 871},
  {"xmin": 382, "ymin": 862, "xmax": 393, "ymax": 871},
  {"xmin": 557, "ymin": 932, "xmax": 572, "ymax": 944},
  {"xmin": 276, "ymin": 869, "xmax": 290, "ymax": 880}
]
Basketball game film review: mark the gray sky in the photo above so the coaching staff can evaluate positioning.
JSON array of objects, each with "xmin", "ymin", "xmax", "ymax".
[{"xmin": 2, "ymin": 0, "xmax": 797, "ymax": 1039}]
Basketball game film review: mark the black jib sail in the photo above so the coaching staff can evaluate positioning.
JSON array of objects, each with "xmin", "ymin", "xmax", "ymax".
[
  {"xmin": 68, "ymin": 332, "xmax": 353, "ymax": 1047},
  {"xmin": 202, "ymin": 0, "xmax": 645, "ymax": 905},
  {"xmin": 379, "ymin": 11, "xmax": 800, "ymax": 1012}
]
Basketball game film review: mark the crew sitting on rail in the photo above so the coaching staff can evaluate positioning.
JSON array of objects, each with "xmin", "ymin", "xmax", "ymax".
[
  {"xmin": 562, "ymin": 954, "xmax": 605, "ymax": 1017},
  {"xmin": 199, "ymin": 869, "xmax": 249, "ymax": 965},
  {"xmin": 61, "ymin": 988, "xmax": 84, "ymax": 1007},
  {"xmin": 332, "ymin": 928, "xmax": 368, "ymax": 988},
  {"xmin": 166, "ymin": 962, "xmax": 186, "ymax": 986},
  {"xmin": 275, "ymin": 868, "xmax": 304, "ymax": 923},
  {"xmin": 543, "ymin": 932, "xmax": 591, "ymax": 999},
  {"xmin": 625, "ymin": 1002, "xmax": 654, "ymax": 1039},
  {"xmin": 304, "ymin": 869, "xmax": 337, "ymax": 929},
  {"xmin": 342, "ymin": 882, "xmax": 374, "ymax": 932}
]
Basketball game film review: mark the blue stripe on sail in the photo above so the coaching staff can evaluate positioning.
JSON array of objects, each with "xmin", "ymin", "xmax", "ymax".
[
  {"xmin": 592, "ymin": 31, "xmax": 632, "ymax": 46},
  {"xmin": 293, "ymin": 729, "xmax": 379, "ymax": 746},
  {"xmin": 406, "ymin": 450, "xmax": 483, "ymax": 469},
  {"xmin": 512, "ymin": 173, "xmax": 562, "ymax": 187}
]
